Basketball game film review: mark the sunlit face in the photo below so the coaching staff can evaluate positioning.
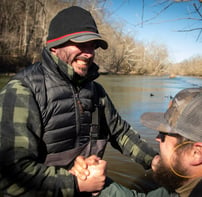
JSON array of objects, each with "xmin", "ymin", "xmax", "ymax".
[
  {"xmin": 156, "ymin": 132, "xmax": 180, "ymax": 165},
  {"xmin": 51, "ymin": 41, "xmax": 96, "ymax": 77},
  {"xmin": 152, "ymin": 132, "xmax": 189, "ymax": 191}
]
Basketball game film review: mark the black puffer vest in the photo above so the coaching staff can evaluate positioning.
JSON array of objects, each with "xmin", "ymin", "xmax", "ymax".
[{"xmin": 14, "ymin": 48, "xmax": 108, "ymax": 167}]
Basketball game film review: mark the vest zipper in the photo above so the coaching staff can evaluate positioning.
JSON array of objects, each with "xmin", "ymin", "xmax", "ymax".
[{"xmin": 74, "ymin": 90, "xmax": 83, "ymax": 147}]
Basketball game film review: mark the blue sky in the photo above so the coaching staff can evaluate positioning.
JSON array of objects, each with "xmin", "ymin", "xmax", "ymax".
[{"xmin": 103, "ymin": 0, "xmax": 202, "ymax": 63}]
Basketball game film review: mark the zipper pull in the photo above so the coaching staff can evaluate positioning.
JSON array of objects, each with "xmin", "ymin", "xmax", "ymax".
[
  {"xmin": 77, "ymin": 99, "xmax": 84, "ymax": 113},
  {"xmin": 75, "ymin": 93, "xmax": 84, "ymax": 113}
]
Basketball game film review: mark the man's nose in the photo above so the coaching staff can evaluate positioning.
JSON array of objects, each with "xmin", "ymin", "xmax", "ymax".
[
  {"xmin": 82, "ymin": 48, "xmax": 95, "ymax": 58},
  {"xmin": 83, "ymin": 47, "xmax": 95, "ymax": 54}
]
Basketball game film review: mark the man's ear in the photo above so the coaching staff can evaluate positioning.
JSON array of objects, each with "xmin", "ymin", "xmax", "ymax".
[
  {"xmin": 190, "ymin": 142, "xmax": 202, "ymax": 166},
  {"xmin": 50, "ymin": 47, "xmax": 56, "ymax": 54}
]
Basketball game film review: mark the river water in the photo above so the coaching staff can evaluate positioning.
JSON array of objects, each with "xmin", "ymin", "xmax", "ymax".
[{"xmin": 96, "ymin": 75, "xmax": 202, "ymax": 191}]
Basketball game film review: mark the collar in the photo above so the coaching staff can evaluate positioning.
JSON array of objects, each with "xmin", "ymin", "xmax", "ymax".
[
  {"xmin": 50, "ymin": 52, "xmax": 74, "ymax": 80},
  {"xmin": 175, "ymin": 178, "xmax": 202, "ymax": 197}
]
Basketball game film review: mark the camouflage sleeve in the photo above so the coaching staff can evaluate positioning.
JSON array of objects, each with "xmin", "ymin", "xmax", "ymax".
[
  {"xmin": 0, "ymin": 80, "xmax": 76, "ymax": 196},
  {"xmin": 116, "ymin": 127, "xmax": 157, "ymax": 169},
  {"xmin": 102, "ymin": 91, "xmax": 157, "ymax": 170}
]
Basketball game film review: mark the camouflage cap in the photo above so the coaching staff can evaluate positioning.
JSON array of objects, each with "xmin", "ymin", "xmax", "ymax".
[{"xmin": 141, "ymin": 88, "xmax": 202, "ymax": 142}]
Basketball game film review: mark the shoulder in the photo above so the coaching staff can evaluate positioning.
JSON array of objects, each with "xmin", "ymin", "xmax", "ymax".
[
  {"xmin": 93, "ymin": 81, "xmax": 106, "ymax": 95},
  {"xmin": 13, "ymin": 62, "xmax": 43, "ymax": 82},
  {"xmin": 12, "ymin": 62, "xmax": 45, "ymax": 94},
  {"xmin": 0, "ymin": 79, "xmax": 31, "ymax": 96}
]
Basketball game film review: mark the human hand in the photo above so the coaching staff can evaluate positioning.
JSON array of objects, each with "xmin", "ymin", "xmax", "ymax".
[
  {"xmin": 77, "ymin": 158, "xmax": 107, "ymax": 193},
  {"xmin": 69, "ymin": 155, "xmax": 101, "ymax": 181}
]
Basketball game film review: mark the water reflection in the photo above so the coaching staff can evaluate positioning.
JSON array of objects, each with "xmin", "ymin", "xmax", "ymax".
[{"xmin": 96, "ymin": 75, "xmax": 202, "ymax": 190}]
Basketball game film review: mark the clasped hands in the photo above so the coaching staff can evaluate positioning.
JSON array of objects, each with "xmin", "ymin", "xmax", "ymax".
[{"xmin": 69, "ymin": 155, "xmax": 107, "ymax": 194}]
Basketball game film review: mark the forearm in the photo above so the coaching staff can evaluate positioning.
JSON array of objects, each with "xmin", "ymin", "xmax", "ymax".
[
  {"xmin": 103, "ymin": 94, "xmax": 157, "ymax": 169},
  {"xmin": 0, "ymin": 156, "xmax": 76, "ymax": 196},
  {"xmin": 0, "ymin": 125, "xmax": 77, "ymax": 196},
  {"xmin": 117, "ymin": 128, "xmax": 157, "ymax": 169},
  {"xmin": 97, "ymin": 180, "xmax": 139, "ymax": 197},
  {"xmin": 0, "ymin": 80, "xmax": 77, "ymax": 196},
  {"xmin": 98, "ymin": 179, "xmax": 170, "ymax": 197}
]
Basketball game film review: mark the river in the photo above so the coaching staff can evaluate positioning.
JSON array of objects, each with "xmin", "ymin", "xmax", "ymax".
[
  {"xmin": 1, "ymin": 74, "xmax": 202, "ymax": 192},
  {"xmin": 96, "ymin": 75, "xmax": 202, "ymax": 191}
]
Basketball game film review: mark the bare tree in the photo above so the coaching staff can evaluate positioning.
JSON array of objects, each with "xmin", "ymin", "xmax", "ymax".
[
  {"xmin": 1, "ymin": 0, "xmax": 200, "ymax": 75},
  {"xmin": 139, "ymin": 0, "xmax": 202, "ymax": 41}
]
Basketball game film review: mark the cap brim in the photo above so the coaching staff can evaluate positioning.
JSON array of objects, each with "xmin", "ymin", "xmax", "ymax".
[
  {"xmin": 140, "ymin": 112, "xmax": 173, "ymax": 133},
  {"xmin": 70, "ymin": 33, "xmax": 108, "ymax": 50}
]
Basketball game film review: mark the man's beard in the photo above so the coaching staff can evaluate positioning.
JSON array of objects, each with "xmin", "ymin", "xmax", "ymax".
[{"xmin": 153, "ymin": 158, "xmax": 188, "ymax": 192}]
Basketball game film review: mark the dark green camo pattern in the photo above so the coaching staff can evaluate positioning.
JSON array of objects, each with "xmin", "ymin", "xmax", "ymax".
[
  {"xmin": 0, "ymin": 80, "xmax": 75, "ymax": 196},
  {"xmin": 0, "ymin": 79, "xmax": 156, "ymax": 196}
]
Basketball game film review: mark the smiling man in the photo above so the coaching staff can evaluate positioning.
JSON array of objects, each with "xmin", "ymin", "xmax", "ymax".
[
  {"xmin": 50, "ymin": 41, "xmax": 96, "ymax": 77},
  {"xmin": 0, "ymin": 6, "xmax": 157, "ymax": 197},
  {"xmin": 96, "ymin": 88, "xmax": 202, "ymax": 197}
]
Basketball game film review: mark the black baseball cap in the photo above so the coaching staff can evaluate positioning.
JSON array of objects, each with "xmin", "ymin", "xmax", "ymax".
[{"xmin": 47, "ymin": 6, "xmax": 108, "ymax": 50}]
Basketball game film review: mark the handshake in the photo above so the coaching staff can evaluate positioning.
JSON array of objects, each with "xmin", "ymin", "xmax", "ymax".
[{"xmin": 69, "ymin": 155, "xmax": 107, "ymax": 195}]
